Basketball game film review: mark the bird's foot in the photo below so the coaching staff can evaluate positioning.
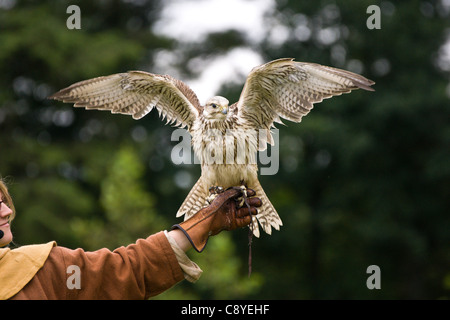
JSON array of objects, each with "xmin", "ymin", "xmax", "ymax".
[
  {"xmin": 237, "ymin": 185, "xmax": 247, "ymax": 208},
  {"xmin": 227, "ymin": 184, "xmax": 248, "ymax": 208},
  {"xmin": 207, "ymin": 186, "xmax": 224, "ymax": 204}
]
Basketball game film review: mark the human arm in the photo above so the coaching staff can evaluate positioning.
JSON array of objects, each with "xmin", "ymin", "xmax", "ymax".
[{"xmin": 10, "ymin": 187, "xmax": 261, "ymax": 300}]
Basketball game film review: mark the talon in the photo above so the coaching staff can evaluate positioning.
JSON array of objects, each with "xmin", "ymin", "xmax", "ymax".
[
  {"xmin": 207, "ymin": 186, "xmax": 224, "ymax": 204},
  {"xmin": 216, "ymin": 186, "xmax": 224, "ymax": 194},
  {"xmin": 236, "ymin": 185, "xmax": 248, "ymax": 207},
  {"xmin": 209, "ymin": 185, "xmax": 224, "ymax": 194},
  {"xmin": 206, "ymin": 193, "xmax": 217, "ymax": 204}
]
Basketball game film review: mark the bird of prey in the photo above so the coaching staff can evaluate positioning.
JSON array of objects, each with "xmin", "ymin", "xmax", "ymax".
[{"xmin": 50, "ymin": 58, "xmax": 375, "ymax": 237}]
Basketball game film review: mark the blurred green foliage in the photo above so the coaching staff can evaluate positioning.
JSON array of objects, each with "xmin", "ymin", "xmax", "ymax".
[{"xmin": 0, "ymin": 0, "xmax": 449, "ymax": 299}]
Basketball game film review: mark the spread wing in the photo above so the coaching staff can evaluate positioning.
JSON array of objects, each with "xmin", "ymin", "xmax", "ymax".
[
  {"xmin": 234, "ymin": 58, "xmax": 375, "ymax": 149},
  {"xmin": 49, "ymin": 71, "xmax": 201, "ymax": 130}
]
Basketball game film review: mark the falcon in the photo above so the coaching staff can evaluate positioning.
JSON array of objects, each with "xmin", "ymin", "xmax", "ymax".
[{"xmin": 50, "ymin": 58, "xmax": 375, "ymax": 237}]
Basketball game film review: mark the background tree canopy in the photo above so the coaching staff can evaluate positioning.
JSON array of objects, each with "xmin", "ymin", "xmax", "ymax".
[{"xmin": 0, "ymin": 0, "xmax": 449, "ymax": 299}]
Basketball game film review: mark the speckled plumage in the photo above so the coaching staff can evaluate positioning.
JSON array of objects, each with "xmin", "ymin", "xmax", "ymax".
[{"xmin": 50, "ymin": 58, "xmax": 375, "ymax": 237}]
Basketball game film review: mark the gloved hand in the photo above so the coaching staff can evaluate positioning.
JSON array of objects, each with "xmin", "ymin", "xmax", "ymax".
[{"xmin": 171, "ymin": 188, "xmax": 261, "ymax": 252}]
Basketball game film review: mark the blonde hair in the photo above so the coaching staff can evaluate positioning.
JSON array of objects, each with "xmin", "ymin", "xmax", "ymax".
[{"xmin": 0, "ymin": 179, "xmax": 16, "ymax": 224}]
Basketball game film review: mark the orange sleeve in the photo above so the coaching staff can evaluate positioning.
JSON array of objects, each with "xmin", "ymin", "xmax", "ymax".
[{"xmin": 11, "ymin": 231, "xmax": 185, "ymax": 300}]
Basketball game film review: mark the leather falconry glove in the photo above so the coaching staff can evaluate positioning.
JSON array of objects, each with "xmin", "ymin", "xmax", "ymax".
[{"xmin": 171, "ymin": 188, "xmax": 261, "ymax": 252}]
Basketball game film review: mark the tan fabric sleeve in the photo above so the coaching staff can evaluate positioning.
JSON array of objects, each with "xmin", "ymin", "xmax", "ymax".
[{"xmin": 164, "ymin": 230, "xmax": 203, "ymax": 282}]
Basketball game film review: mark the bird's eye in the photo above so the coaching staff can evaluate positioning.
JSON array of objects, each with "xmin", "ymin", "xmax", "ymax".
[{"xmin": 211, "ymin": 103, "xmax": 217, "ymax": 108}]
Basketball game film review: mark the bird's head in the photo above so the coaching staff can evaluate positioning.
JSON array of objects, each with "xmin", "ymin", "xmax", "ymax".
[{"xmin": 203, "ymin": 96, "xmax": 229, "ymax": 121}]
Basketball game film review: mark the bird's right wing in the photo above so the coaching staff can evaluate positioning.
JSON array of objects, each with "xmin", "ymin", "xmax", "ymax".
[
  {"xmin": 234, "ymin": 58, "xmax": 375, "ymax": 149},
  {"xmin": 50, "ymin": 71, "xmax": 202, "ymax": 130}
]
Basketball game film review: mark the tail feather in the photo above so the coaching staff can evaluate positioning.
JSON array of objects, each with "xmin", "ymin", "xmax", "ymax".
[
  {"xmin": 250, "ymin": 180, "xmax": 283, "ymax": 237},
  {"xmin": 176, "ymin": 177, "xmax": 208, "ymax": 220}
]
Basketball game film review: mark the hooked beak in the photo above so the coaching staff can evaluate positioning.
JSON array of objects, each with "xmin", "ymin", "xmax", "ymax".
[{"xmin": 221, "ymin": 106, "xmax": 228, "ymax": 115}]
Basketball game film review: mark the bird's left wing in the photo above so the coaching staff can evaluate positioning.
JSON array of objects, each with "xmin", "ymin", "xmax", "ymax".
[
  {"xmin": 50, "ymin": 71, "xmax": 201, "ymax": 130},
  {"xmin": 234, "ymin": 58, "xmax": 375, "ymax": 149}
]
